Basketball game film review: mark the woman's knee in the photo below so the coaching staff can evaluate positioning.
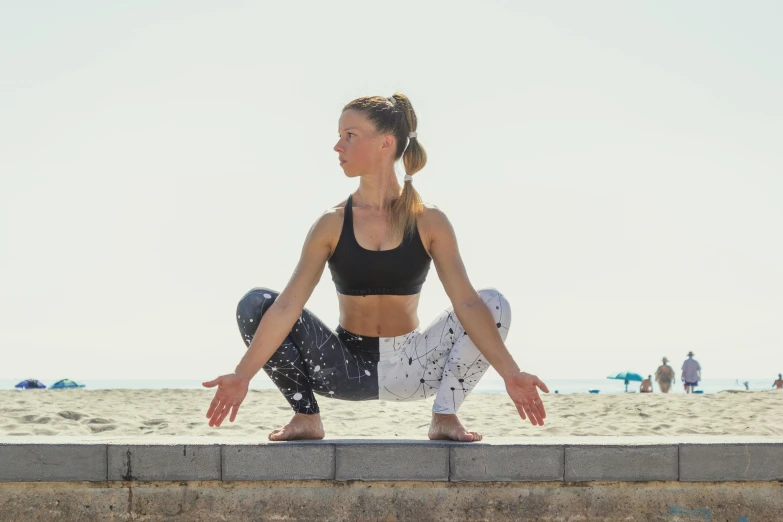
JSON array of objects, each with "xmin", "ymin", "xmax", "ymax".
[
  {"xmin": 477, "ymin": 287, "xmax": 511, "ymax": 328},
  {"xmin": 477, "ymin": 287, "xmax": 510, "ymax": 309},
  {"xmin": 237, "ymin": 287, "xmax": 279, "ymax": 312},
  {"xmin": 236, "ymin": 287, "xmax": 280, "ymax": 335}
]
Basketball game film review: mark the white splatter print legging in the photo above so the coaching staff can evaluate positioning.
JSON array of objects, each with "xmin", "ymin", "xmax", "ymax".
[{"xmin": 236, "ymin": 287, "xmax": 511, "ymax": 415}]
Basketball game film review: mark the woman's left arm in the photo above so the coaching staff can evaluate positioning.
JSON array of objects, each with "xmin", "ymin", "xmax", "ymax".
[{"xmin": 426, "ymin": 208, "xmax": 549, "ymax": 425}]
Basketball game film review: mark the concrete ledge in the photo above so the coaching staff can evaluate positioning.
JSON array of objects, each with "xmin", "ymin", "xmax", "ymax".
[
  {"xmin": 107, "ymin": 444, "xmax": 221, "ymax": 481},
  {"xmin": 565, "ymin": 445, "xmax": 679, "ymax": 482},
  {"xmin": 0, "ymin": 444, "xmax": 106, "ymax": 482},
  {"xmin": 1, "ymin": 436, "xmax": 782, "ymax": 484},
  {"xmin": 450, "ymin": 444, "xmax": 563, "ymax": 481},
  {"xmin": 335, "ymin": 441, "xmax": 450, "ymax": 481},
  {"xmin": 680, "ymin": 443, "xmax": 783, "ymax": 481},
  {"xmin": 223, "ymin": 442, "xmax": 334, "ymax": 480}
]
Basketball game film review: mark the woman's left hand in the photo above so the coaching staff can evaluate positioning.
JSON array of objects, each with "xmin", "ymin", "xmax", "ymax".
[{"xmin": 504, "ymin": 371, "xmax": 549, "ymax": 426}]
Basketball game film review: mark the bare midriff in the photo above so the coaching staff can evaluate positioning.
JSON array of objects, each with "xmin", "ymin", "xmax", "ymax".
[{"xmin": 337, "ymin": 293, "xmax": 422, "ymax": 337}]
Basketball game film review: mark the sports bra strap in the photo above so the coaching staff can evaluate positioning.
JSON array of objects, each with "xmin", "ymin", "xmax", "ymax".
[{"xmin": 342, "ymin": 194, "xmax": 353, "ymax": 238}]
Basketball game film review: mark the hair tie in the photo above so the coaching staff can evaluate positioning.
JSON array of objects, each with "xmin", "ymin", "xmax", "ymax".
[
  {"xmin": 408, "ymin": 131, "xmax": 417, "ymax": 139},
  {"xmin": 388, "ymin": 96, "xmax": 396, "ymax": 106},
  {"xmin": 403, "ymin": 174, "xmax": 413, "ymax": 182}
]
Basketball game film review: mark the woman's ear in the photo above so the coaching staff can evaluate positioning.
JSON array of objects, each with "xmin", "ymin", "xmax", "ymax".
[{"xmin": 381, "ymin": 134, "xmax": 395, "ymax": 152}]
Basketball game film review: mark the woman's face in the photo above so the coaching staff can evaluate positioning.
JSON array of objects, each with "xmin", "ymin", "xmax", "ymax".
[{"xmin": 334, "ymin": 109, "xmax": 392, "ymax": 177}]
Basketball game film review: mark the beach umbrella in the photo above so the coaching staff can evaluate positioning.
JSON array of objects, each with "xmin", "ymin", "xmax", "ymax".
[
  {"xmin": 14, "ymin": 379, "xmax": 46, "ymax": 389},
  {"xmin": 607, "ymin": 371, "xmax": 644, "ymax": 392},
  {"xmin": 51, "ymin": 379, "xmax": 86, "ymax": 389}
]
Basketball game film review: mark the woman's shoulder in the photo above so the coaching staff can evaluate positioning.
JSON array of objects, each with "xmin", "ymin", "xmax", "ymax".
[
  {"xmin": 305, "ymin": 199, "xmax": 348, "ymax": 242},
  {"xmin": 416, "ymin": 203, "xmax": 456, "ymax": 253},
  {"xmin": 418, "ymin": 202, "xmax": 452, "ymax": 231},
  {"xmin": 326, "ymin": 197, "xmax": 349, "ymax": 216}
]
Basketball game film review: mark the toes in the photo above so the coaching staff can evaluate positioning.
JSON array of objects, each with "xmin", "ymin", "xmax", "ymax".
[
  {"xmin": 463, "ymin": 431, "xmax": 483, "ymax": 442},
  {"xmin": 458, "ymin": 430, "xmax": 475, "ymax": 442}
]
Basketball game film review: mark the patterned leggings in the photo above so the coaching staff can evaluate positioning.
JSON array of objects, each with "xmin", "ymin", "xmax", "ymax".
[{"xmin": 236, "ymin": 288, "xmax": 511, "ymax": 415}]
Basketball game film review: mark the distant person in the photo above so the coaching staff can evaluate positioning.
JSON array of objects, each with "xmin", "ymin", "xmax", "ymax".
[
  {"xmin": 681, "ymin": 351, "xmax": 701, "ymax": 394},
  {"xmin": 743, "ymin": 381, "xmax": 750, "ymax": 390},
  {"xmin": 640, "ymin": 375, "xmax": 653, "ymax": 393},
  {"xmin": 655, "ymin": 357, "xmax": 675, "ymax": 393},
  {"xmin": 773, "ymin": 374, "xmax": 783, "ymax": 389}
]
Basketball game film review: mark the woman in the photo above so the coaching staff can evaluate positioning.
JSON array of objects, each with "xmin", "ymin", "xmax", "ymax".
[
  {"xmin": 655, "ymin": 357, "xmax": 675, "ymax": 393},
  {"xmin": 203, "ymin": 93, "xmax": 549, "ymax": 442}
]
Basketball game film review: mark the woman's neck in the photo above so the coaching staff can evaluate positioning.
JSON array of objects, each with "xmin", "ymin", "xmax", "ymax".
[{"xmin": 355, "ymin": 171, "xmax": 401, "ymax": 212}]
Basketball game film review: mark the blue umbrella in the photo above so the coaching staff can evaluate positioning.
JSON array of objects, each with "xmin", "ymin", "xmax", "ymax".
[
  {"xmin": 607, "ymin": 371, "xmax": 644, "ymax": 392},
  {"xmin": 51, "ymin": 379, "xmax": 86, "ymax": 389},
  {"xmin": 14, "ymin": 379, "xmax": 47, "ymax": 389}
]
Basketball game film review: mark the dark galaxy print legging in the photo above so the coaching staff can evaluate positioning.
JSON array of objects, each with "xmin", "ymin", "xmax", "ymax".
[{"xmin": 236, "ymin": 287, "xmax": 511, "ymax": 415}]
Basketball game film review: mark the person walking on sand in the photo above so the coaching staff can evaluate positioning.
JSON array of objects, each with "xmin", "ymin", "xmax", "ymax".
[
  {"xmin": 655, "ymin": 357, "xmax": 675, "ymax": 393},
  {"xmin": 202, "ymin": 93, "xmax": 549, "ymax": 442},
  {"xmin": 640, "ymin": 375, "xmax": 653, "ymax": 393},
  {"xmin": 681, "ymin": 351, "xmax": 701, "ymax": 394},
  {"xmin": 773, "ymin": 374, "xmax": 783, "ymax": 389}
]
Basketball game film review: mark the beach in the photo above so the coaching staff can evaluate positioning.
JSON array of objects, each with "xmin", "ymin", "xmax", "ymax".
[{"xmin": 3, "ymin": 388, "xmax": 782, "ymax": 438}]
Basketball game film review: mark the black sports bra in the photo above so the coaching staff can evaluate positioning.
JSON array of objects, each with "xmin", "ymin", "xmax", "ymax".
[{"xmin": 327, "ymin": 194, "xmax": 432, "ymax": 296}]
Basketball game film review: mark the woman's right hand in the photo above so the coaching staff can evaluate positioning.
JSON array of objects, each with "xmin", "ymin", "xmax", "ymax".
[{"xmin": 202, "ymin": 373, "xmax": 250, "ymax": 427}]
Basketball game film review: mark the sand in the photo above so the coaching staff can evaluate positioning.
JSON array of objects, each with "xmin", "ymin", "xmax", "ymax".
[{"xmin": 2, "ymin": 389, "xmax": 782, "ymax": 439}]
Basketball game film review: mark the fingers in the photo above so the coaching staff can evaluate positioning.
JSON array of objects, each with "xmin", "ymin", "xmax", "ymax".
[
  {"xmin": 515, "ymin": 398, "xmax": 546, "ymax": 426},
  {"xmin": 531, "ymin": 398, "xmax": 546, "ymax": 421},
  {"xmin": 207, "ymin": 402, "xmax": 221, "ymax": 426},
  {"xmin": 229, "ymin": 404, "xmax": 241, "ymax": 423},
  {"xmin": 211, "ymin": 404, "xmax": 229, "ymax": 427},
  {"xmin": 522, "ymin": 403, "xmax": 542, "ymax": 426},
  {"xmin": 530, "ymin": 394, "xmax": 546, "ymax": 420},
  {"xmin": 536, "ymin": 377, "xmax": 550, "ymax": 394},
  {"xmin": 218, "ymin": 401, "xmax": 241, "ymax": 426},
  {"xmin": 206, "ymin": 395, "xmax": 221, "ymax": 418},
  {"xmin": 215, "ymin": 404, "xmax": 230, "ymax": 427},
  {"xmin": 206, "ymin": 392, "xmax": 226, "ymax": 425},
  {"xmin": 514, "ymin": 402, "xmax": 526, "ymax": 420},
  {"xmin": 208, "ymin": 399, "xmax": 242, "ymax": 427}
]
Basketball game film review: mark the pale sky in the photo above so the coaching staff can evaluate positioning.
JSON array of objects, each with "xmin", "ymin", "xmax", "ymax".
[{"xmin": 2, "ymin": 1, "xmax": 781, "ymax": 384}]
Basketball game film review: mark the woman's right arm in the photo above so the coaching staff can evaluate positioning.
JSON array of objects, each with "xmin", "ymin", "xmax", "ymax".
[
  {"xmin": 234, "ymin": 211, "xmax": 335, "ymax": 382},
  {"xmin": 203, "ymin": 211, "xmax": 336, "ymax": 427},
  {"xmin": 202, "ymin": 212, "xmax": 339, "ymax": 426}
]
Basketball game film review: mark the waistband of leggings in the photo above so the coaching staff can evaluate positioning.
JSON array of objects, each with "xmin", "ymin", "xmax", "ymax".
[
  {"xmin": 378, "ymin": 329, "xmax": 419, "ymax": 355},
  {"xmin": 336, "ymin": 325, "xmax": 420, "ymax": 354}
]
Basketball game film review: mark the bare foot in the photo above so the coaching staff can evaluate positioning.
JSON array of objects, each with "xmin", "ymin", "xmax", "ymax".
[
  {"xmin": 428, "ymin": 413, "xmax": 483, "ymax": 442},
  {"xmin": 268, "ymin": 413, "xmax": 325, "ymax": 441}
]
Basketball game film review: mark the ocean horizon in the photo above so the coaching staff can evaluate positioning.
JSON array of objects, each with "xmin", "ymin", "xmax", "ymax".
[{"xmin": 2, "ymin": 377, "xmax": 778, "ymax": 395}]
